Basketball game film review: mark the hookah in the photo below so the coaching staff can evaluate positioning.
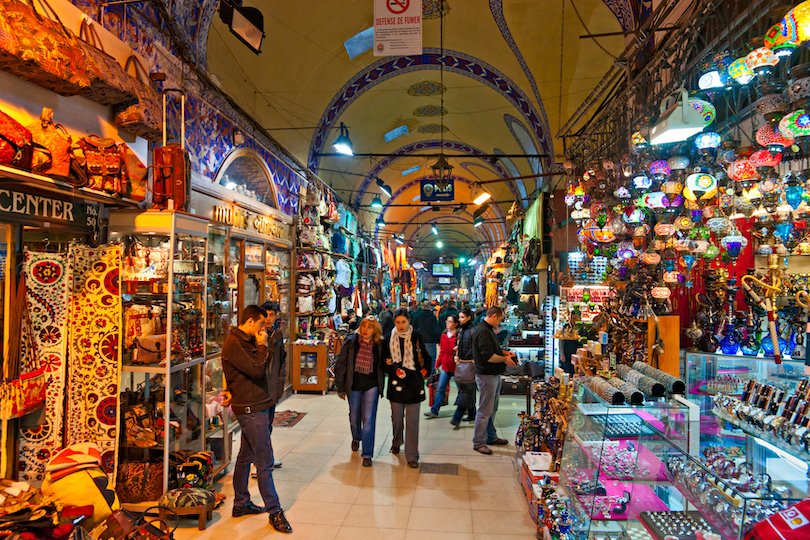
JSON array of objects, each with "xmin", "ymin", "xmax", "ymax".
[{"xmin": 741, "ymin": 254, "xmax": 784, "ymax": 364}]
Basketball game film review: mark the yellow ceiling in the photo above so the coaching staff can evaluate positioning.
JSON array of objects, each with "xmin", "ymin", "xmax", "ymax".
[{"xmin": 206, "ymin": 0, "xmax": 625, "ymax": 258}]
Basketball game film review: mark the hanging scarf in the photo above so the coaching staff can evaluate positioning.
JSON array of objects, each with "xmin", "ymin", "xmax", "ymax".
[{"xmin": 390, "ymin": 326, "xmax": 415, "ymax": 370}]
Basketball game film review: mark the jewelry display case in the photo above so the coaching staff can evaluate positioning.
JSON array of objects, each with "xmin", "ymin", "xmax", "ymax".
[
  {"xmin": 553, "ymin": 380, "xmax": 806, "ymax": 539},
  {"xmin": 110, "ymin": 210, "xmax": 211, "ymax": 508}
]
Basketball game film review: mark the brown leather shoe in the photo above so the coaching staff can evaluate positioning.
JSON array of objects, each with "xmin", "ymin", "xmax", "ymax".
[
  {"xmin": 351, "ymin": 440, "xmax": 360, "ymax": 452},
  {"xmin": 390, "ymin": 446, "xmax": 400, "ymax": 455},
  {"xmin": 489, "ymin": 438, "xmax": 509, "ymax": 446},
  {"xmin": 474, "ymin": 446, "xmax": 493, "ymax": 455},
  {"xmin": 269, "ymin": 510, "xmax": 292, "ymax": 533}
]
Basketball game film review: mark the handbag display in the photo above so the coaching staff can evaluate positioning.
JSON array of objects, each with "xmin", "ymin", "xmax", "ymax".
[
  {"xmin": 0, "ymin": 0, "xmax": 92, "ymax": 96},
  {"xmin": 153, "ymin": 90, "xmax": 190, "ymax": 211},
  {"xmin": 133, "ymin": 334, "xmax": 168, "ymax": 365},
  {"xmin": 115, "ymin": 56, "xmax": 162, "ymax": 141},
  {"xmin": 26, "ymin": 107, "xmax": 89, "ymax": 187},
  {"xmin": 121, "ymin": 143, "xmax": 148, "ymax": 201},
  {"xmin": 0, "ymin": 107, "xmax": 38, "ymax": 170},
  {"xmin": 454, "ymin": 360, "xmax": 476, "ymax": 384},
  {"xmin": 116, "ymin": 462, "xmax": 164, "ymax": 504},
  {"xmin": 77, "ymin": 135, "xmax": 126, "ymax": 194},
  {"xmin": 77, "ymin": 20, "xmax": 136, "ymax": 106}
]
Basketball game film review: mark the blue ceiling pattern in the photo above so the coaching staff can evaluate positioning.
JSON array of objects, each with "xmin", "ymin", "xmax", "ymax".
[{"xmin": 308, "ymin": 49, "xmax": 553, "ymax": 172}]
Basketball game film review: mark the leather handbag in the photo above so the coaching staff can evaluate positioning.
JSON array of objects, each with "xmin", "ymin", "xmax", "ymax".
[
  {"xmin": 77, "ymin": 20, "xmax": 136, "ymax": 105},
  {"xmin": 454, "ymin": 360, "xmax": 476, "ymax": 384},
  {"xmin": 0, "ymin": 108, "xmax": 37, "ymax": 170},
  {"xmin": 77, "ymin": 135, "xmax": 126, "ymax": 194},
  {"xmin": 115, "ymin": 55, "xmax": 162, "ymax": 141},
  {"xmin": 153, "ymin": 90, "xmax": 190, "ymax": 210},
  {"xmin": 121, "ymin": 143, "xmax": 148, "ymax": 201},
  {"xmin": 26, "ymin": 107, "xmax": 88, "ymax": 187},
  {"xmin": 0, "ymin": 0, "xmax": 92, "ymax": 96},
  {"xmin": 116, "ymin": 462, "xmax": 164, "ymax": 504},
  {"xmin": 133, "ymin": 334, "xmax": 168, "ymax": 364}
]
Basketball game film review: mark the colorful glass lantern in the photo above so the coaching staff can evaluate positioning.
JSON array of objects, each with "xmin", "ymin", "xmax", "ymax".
[
  {"xmin": 614, "ymin": 185, "xmax": 632, "ymax": 200},
  {"xmin": 765, "ymin": 20, "xmax": 799, "ymax": 58},
  {"xmin": 622, "ymin": 206, "xmax": 645, "ymax": 224},
  {"xmin": 637, "ymin": 191, "xmax": 668, "ymax": 210},
  {"xmin": 695, "ymin": 131, "xmax": 722, "ymax": 151},
  {"xmin": 648, "ymin": 160, "xmax": 671, "ymax": 179},
  {"xmin": 667, "ymin": 155, "xmax": 690, "ymax": 171},
  {"xmin": 749, "ymin": 149, "xmax": 783, "ymax": 170},
  {"xmin": 721, "ymin": 227, "xmax": 748, "ymax": 260},
  {"xmin": 745, "ymin": 47, "xmax": 780, "ymax": 76},
  {"xmin": 727, "ymin": 159, "xmax": 760, "ymax": 186},
  {"xmin": 684, "ymin": 172, "xmax": 718, "ymax": 203},
  {"xmin": 756, "ymin": 82, "xmax": 790, "ymax": 124},
  {"xmin": 778, "ymin": 109, "xmax": 810, "ymax": 139},
  {"xmin": 631, "ymin": 131, "xmax": 649, "ymax": 151},
  {"xmin": 793, "ymin": 1, "xmax": 810, "ymax": 44},
  {"xmin": 785, "ymin": 176, "xmax": 805, "ymax": 210},
  {"xmin": 755, "ymin": 124, "xmax": 794, "ymax": 154},
  {"xmin": 662, "ymin": 180, "xmax": 684, "ymax": 197},
  {"xmin": 728, "ymin": 57, "xmax": 755, "ymax": 85},
  {"xmin": 632, "ymin": 173, "xmax": 652, "ymax": 190},
  {"xmin": 688, "ymin": 98, "xmax": 717, "ymax": 126}
]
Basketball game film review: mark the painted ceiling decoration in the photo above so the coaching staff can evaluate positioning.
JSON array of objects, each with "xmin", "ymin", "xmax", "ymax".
[
  {"xmin": 413, "ymin": 105, "xmax": 448, "ymax": 117},
  {"xmin": 407, "ymin": 81, "xmax": 447, "ymax": 96},
  {"xmin": 307, "ymin": 48, "xmax": 554, "ymax": 171},
  {"xmin": 353, "ymin": 140, "xmax": 516, "ymax": 207}
]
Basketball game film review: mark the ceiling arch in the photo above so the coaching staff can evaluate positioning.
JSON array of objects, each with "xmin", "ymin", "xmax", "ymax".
[
  {"xmin": 308, "ymin": 48, "xmax": 553, "ymax": 171},
  {"xmin": 397, "ymin": 209, "xmax": 503, "ymax": 245}
]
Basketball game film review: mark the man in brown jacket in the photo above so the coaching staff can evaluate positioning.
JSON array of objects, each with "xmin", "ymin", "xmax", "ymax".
[{"xmin": 222, "ymin": 305, "xmax": 292, "ymax": 533}]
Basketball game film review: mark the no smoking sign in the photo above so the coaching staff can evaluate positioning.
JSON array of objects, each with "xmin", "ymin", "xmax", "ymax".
[{"xmin": 387, "ymin": 0, "xmax": 409, "ymax": 14}]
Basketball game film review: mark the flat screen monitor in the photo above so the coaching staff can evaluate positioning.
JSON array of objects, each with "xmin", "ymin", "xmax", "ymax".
[
  {"xmin": 432, "ymin": 263, "xmax": 453, "ymax": 276},
  {"xmin": 438, "ymin": 276, "xmax": 452, "ymax": 285}
]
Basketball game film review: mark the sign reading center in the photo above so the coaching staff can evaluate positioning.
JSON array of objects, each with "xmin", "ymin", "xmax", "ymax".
[{"xmin": 374, "ymin": 0, "xmax": 422, "ymax": 57}]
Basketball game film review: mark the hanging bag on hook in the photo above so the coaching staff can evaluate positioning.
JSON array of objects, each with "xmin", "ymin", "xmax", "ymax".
[{"xmin": 153, "ymin": 89, "xmax": 190, "ymax": 211}]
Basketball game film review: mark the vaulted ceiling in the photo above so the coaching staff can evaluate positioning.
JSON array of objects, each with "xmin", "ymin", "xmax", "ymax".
[{"xmin": 206, "ymin": 0, "xmax": 630, "ymax": 260}]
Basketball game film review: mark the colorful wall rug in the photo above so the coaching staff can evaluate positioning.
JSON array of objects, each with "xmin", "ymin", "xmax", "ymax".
[
  {"xmin": 66, "ymin": 245, "xmax": 122, "ymax": 476},
  {"xmin": 17, "ymin": 250, "xmax": 71, "ymax": 482}
]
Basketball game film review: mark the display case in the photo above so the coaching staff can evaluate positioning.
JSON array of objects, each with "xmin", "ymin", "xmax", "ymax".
[
  {"xmin": 554, "ymin": 380, "xmax": 805, "ymax": 539},
  {"xmin": 111, "ymin": 210, "xmax": 211, "ymax": 507},
  {"xmin": 291, "ymin": 343, "xmax": 327, "ymax": 394}
]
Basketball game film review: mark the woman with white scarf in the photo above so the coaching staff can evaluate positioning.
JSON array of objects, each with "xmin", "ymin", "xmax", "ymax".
[{"xmin": 384, "ymin": 309, "xmax": 433, "ymax": 468}]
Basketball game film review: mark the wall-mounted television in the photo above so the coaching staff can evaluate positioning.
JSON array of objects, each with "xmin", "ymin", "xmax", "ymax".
[
  {"xmin": 432, "ymin": 263, "xmax": 454, "ymax": 276},
  {"xmin": 438, "ymin": 276, "xmax": 452, "ymax": 285}
]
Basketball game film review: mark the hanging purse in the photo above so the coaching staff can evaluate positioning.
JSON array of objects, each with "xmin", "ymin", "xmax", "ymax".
[
  {"xmin": 133, "ymin": 334, "xmax": 168, "ymax": 365},
  {"xmin": 114, "ymin": 55, "xmax": 162, "ymax": 141},
  {"xmin": 0, "ymin": 108, "xmax": 44, "ymax": 171},
  {"xmin": 77, "ymin": 135, "xmax": 126, "ymax": 194}
]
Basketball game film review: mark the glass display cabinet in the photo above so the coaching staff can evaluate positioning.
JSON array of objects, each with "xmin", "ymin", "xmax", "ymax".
[
  {"xmin": 291, "ymin": 343, "xmax": 327, "ymax": 394},
  {"xmin": 554, "ymin": 380, "xmax": 805, "ymax": 539},
  {"xmin": 110, "ymin": 210, "xmax": 210, "ymax": 507}
]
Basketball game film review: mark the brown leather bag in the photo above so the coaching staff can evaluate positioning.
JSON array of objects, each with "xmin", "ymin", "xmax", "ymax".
[
  {"xmin": 77, "ymin": 20, "xmax": 136, "ymax": 106},
  {"xmin": 132, "ymin": 334, "xmax": 168, "ymax": 365},
  {"xmin": 115, "ymin": 463, "xmax": 164, "ymax": 504},
  {"xmin": 77, "ymin": 135, "xmax": 126, "ymax": 195},
  {"xmin": 114, "ymin": 56, "xmax": 162, "ymax": 141},
  {"xmin": 0, "ymin": 0, "xmax": 91, "ymax": 96}
]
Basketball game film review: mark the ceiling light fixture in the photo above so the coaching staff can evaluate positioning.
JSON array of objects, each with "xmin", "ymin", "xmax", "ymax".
[
  {"xmin": 649, "ymin": 89, "xmax": 707, "ymax": 145},
  {"xmin": 471, "ymin": 183, "xmax": 492, "ymax": 205},
  {"xmin": 376, "ymin": 177, "xmax": 393, "ymax": 198},
  {"xmin": 431, "ymin": 224, "xmax": 439, "ymax": 235},
  {"xmin": 453, "ymin": 204, "xmax": 467, "ymax": 215},
  {"xmin": 218, "ymin": 0, "xmax": 265, "ymax": 54},
  {"xmin": 371, "ymin": 195, "xmax": 383, "ymax": 209},
  {"xmin": 473, "ymin": 216, "xmax": 484, "ymax": 227},
  {"xmin": 332, "ymin": 122, "xmax": 354, "ymax": 155},
  {"xmin": 436, "ymin": 240, "xmax": 444, "ymax": 248},
  {"xmin": 376, "ymin": 215, "xmax": 385, "ymax": 228},
  {"xmin": 394, "ymin": 234, "xmax": 404, "ymax": 245},
  {"xmin": 473, "ymin": 202, "xmax": 490, "ymax": 219}
]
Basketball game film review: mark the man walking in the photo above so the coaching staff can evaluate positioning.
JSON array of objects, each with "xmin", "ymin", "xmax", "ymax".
[
  {"xmin": 411, "ymin": 299, "xmax": 441, "ymax": 362},
  {"xmin": 438, "ymin": 299, "xmax": 459, "ymax": 328},
  {"xmin": 471, "ymin": 306, "xmax": 516, "ymax": 455},
  {"xmin": 379, "ymin": 302, "xmax": 395, "ymax": 339},
  {"xmin": 223, "ymin": 305, "xmax": 292, "ymax": 533}
]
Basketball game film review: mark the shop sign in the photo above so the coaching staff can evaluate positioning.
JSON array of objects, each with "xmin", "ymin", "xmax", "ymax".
[
  {"xmin": 0, "ymin": 188, "xmax": 93, "ymax": 227},
  {"xmin": 373, "ymin": 0, "xmax": 423, "ymax": 57},
  {"xmin": 420, "ymin": 178, "xmax": 454, "ymax": 202},
  {"xmin": 212, "ymin": 204, "xmax": 288, "ymax": 242}
]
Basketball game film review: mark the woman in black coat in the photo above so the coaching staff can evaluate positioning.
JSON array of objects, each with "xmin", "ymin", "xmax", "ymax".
[
  {"xmin": 334, "ymin": 318, "xmax": 385, "ymax": 467},
  {"xmin": 383, "ymin": 309, "xmax": 433, "ymax": 468}
]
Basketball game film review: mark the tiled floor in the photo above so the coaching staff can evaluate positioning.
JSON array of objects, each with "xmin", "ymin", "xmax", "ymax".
[{"xmin": 174, "ymin": 391, "xmax": 537, "ymax": 539}]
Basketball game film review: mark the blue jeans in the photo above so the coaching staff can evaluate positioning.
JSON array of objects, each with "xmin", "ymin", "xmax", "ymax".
[
  {"xmin": 348, "ymin": 387, "xmax": 379, "ymax": 458},
  {"xmin": 430, "ymin": 369, "xmax": 453, "ymax": 414},
  {"xmin": 234, "ymin": 409, "xmax": 281, "ymax": 512}
]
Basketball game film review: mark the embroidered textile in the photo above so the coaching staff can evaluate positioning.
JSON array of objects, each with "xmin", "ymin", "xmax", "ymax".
[
  {"xmin": 17, "ymin": 251, "xmax": 71, "ymax": 482},
  {"xmin": 66, "ymin": 245, "xmax": 122, "ymax": 475}
]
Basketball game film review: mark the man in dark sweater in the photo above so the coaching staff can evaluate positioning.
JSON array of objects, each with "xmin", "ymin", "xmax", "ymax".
[
  {"xmin": 410, "ymin": 299, "xmax": 441, "ymax": 361},
  {"xmin": 223, "ymin": 305, "xmax": 292, "ymax": 533},
  {"xmin": 471, "ymin": 306, "xmax": 516, "ymax": 455}
]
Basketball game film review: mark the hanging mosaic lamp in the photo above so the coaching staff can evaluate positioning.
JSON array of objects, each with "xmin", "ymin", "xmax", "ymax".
[
  {"xmin": 756, "ymin": 82, "xmax": 790, "ymax": 125},
  {"xmin": 694, "ymin": 131, "xmax": 722, "ymax": 155},
  {"xmin": 631, "ymin": 131, "xmax": 649, "ymax": 152},
  {"xmin": 745, "ymin": 47, "xmax": 780, "ymax": 76},
  {"xmin": 755, "ymin": 124, "xmax": 794, "ymax": 155},
  {"xmin": 648, "ymin": 160, "xmax": 672, "ymax": 180},
  {"xmin": 749, "ymin": 149, "xmax": 783, "ymax": 171},
  {"xmin": 721, "ymin": 226, "xmax": 749, "ymax": 260},
  {"xmin": 792, "ymin": 1, "xmax": 810, "ymax": 44},
  {"xmin": 728, "ymin": 57, "xmax": 755, "ymax": 85},
  {"xmin": 785, "ymin": 174, "xmax": 806, "ymax": 210},
  {"xmin": 667, "ymin": 155, "xmax": 690, "ymax": 171},
  {"xmin": 614, "ymin": 185, "xmax": 632, "ymax": 201},
  {"xmin": 779, "ymin": 109, "xmax": 810, "ymax": 150},
  {"xmin": 688, "ymin": 98, "xmax": 717, "ymax": 126},
  {"xmin": 765, "ymin": 19, "xmax": 799, "ymax": 58},
  {"xmin": 727, "ymin": 158, "xmax": 760, "ymax": 190},
  {"xmin": 632, "ymin": 173, "xmax": 652, "ymax": 190},
  {"xmin": 684, "ymin": 172, "xmax": 718, "ymax": 203}
]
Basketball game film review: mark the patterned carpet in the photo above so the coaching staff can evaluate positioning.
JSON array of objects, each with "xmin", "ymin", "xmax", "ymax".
[{"xmin": 273, "ymin": 410, "xmax": 307, "ymax": 428}]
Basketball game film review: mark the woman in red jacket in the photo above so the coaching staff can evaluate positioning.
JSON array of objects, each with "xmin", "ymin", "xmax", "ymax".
[{"xmin": 425, "ymin": 314, "xmax": 458, "ymax": 418}]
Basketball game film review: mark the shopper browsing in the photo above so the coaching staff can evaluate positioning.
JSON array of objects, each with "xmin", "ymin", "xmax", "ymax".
[
  {"xmin": 334, "ymin": 318, "xmax": 385, "ymax": 467},
  {"xmin": 472, "ymin": 306, "xmax": 517, "ymax": 455},
  {"xmin": 384, "ymin": 309, "xmax": 433, "ymax": 468},
  {"xmin": 222, "ymin": 305, "xmax": 292, "ymax": 534},
  {"xmin": 451, "ymin": 308, "xmax": 478, "ymax": 428},
  {"xmin": 425, "ymin": 314, "xmax": 459, "ymax": 418},
  {"xmin": 261, "ymin": 301, "xmax": 286, "ymax": 469}
]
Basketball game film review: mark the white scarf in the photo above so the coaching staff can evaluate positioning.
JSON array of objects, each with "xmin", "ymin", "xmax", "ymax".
[{"xmin": 390, "ymin": 326, "xmax": 416, "ymax": 370}]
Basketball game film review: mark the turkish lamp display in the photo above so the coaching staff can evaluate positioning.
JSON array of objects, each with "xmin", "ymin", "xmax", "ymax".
[
  {"xmin": 721, "ymin": 227, "xmax": 748, "ymax": 260},
  {"xmin": 471, "ymin": 183, "xmax": 492, "ymax": 206},
  {"xmin": 332, "ymin": 122, "xmax": 354, "ymax": 155},
  {"xmin": 727, "ymin": 57, "xmax": 755, "ymax": 85},
  {"xmin": 745, "ymin": 47, "xmax": 780, "ymax": 77},
  {"xmin": 764, "ymin": 20, "xmax": 799, "ymax": 58},
  {"xmin": 370, "ymin": 195, "xmax": 383, "ymax": 209},
  {"xmin": 649, "ymin": 89, "xmax": 709, "ymax": 145}
]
